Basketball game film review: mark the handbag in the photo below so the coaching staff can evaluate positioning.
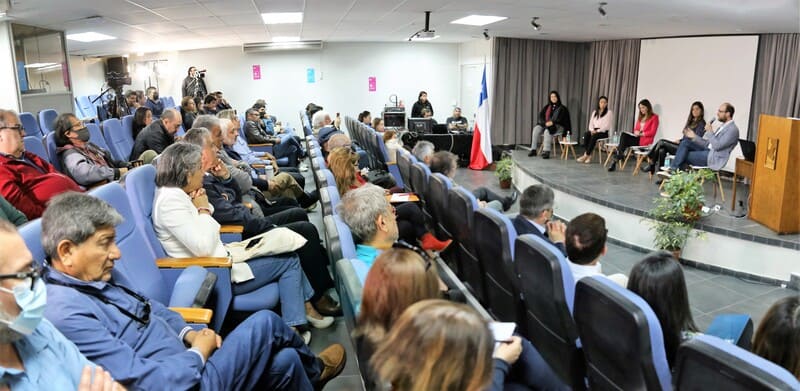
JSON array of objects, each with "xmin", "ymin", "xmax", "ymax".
[{"xmin": 223, "ymin": 227, "xmax": 307, "ymax": 282}]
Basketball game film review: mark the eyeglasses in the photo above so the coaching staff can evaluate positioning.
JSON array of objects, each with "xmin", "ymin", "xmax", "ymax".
[
  {"xmin": 392, "ymin": 240, "xmax": 433, "ymax": 270},
  {"xmin": 0, "ymin": 265, "xmax": 42, "ymax": 291},
  {"xmin": 0, "ymin": 124, "xmax": 24, "ymax": 133}
]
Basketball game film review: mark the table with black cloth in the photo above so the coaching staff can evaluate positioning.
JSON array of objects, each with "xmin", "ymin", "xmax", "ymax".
[{"xmin": 401, "ymin": 131, "xmax": 474, "ymax": 167}]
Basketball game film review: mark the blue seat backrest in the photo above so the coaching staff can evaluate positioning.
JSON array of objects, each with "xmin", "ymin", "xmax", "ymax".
[
  {"xmin": 38, "ymin": 109, "xmax": 58, "ymax": 135},
  {"xmin": 121, "ymin": 115, "xmax": 134, "ymax": 138},
  {"xmin": 102, "ymin": 118, "xmax": 134, "ymax": 162},
  {"xmin": 122, "ymin": 164, "xmax": 167, "ymax": 259},
  {"xmin": 86, "ymin": 123, "xmax": 109, "ymax": 151},
  {"xmin": 472, "ymin": 207, "xmax": 520, "ymax": 323},
  {"xmin": 397, "ymin": 150, "xmax": 412, "ymax": 191},
  {"xmin": 88, "ymin": 182, "xmax": 169, "ymax": 305},
  {"xmin": 428, "ymin": 173, "xmax": 452, "ymax": 233},
  {"xmin": 18, "ymin": 219, "xmax": 46, "ymax": 268},
  {"xmin": 445, "ymin": 186, "xmax": 485, "ymax": 301},
  {"xmin": 315, "ymin": 156, "xmax": 327, "ymax": 170},
  {"xmin": 76, "ymin": 95, "xmax": 98, "ymax": 118},
  {"xmin": 574, "ymin": 276, "xmax": 671, "ymax": 391},
  {"xmin": 44, "ymin": 132, "xmax": 60, "ymax": 172},
  {"xmin": 334, "ymin": 215, "xmax": 357, "ymax": 259},
  {"xmin": 320, "ymin": 169, "xmax": 335, "ymax": 190},
  {"xmin": 23, "ymin": 136, "xmax": 48, "ymax": 162},
  {"xmin": 328, "ymin": 184, "xmax": 341, "ymax": 211},
  {"xmin": 515, "ymin": 234, "xmax": 584, "ymax": 388},
  {"xmin": 409, "ymin": 162, "xmax": 431, "ymax": 201},
  {"xmin": 675, "ymin": 334, "xmax": 800, "ymax": 391},
  {"xmin": 19, "ymin": 112, "xmax": 41, "ymax": 138}
]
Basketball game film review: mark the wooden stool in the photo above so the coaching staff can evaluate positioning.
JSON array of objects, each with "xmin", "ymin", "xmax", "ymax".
[
  {"xmin": 560, "ymin": 140, "xmax": 578, "ymax": 160},
  {"xmin": 595, "ymin": 138, "xmax": 608, "ymax": 164},
  {"xmin": 632, "ymin": 150, "xmax": 651, "ymax": 178},
  {"xmin": 603, "ymin": 143, "xmax": 619, "ymax": 167},
  {"xmin": 537, "ymin": 134, "xmax": 562, "ymax": 156}
]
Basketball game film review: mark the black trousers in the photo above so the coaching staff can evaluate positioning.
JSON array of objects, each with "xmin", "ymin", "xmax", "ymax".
[
  {"xmin": 646, "ymin": 139, "xmax": 679, "ymax": 171},
  {"xmin": 396, "ymin": 202, "xmax": 426, "ymax": 243},
  {"xmin": 615, "ymin": 132, "xmax": 640, "ymax": 159},
  {"xmin": 582, "ymin": 131, "xmax": 609, "ymax": 156},
  {"xmin": 473, "ymin": 187, "xmax": 511, "ymax": 211}
]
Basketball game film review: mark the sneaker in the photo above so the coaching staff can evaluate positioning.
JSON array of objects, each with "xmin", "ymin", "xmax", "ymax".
[
  {"xmin": 301, "ymin": 330, "xmax": 312, "ymax": 345},
  {"xmin": 607, "ymin": 159, "xmax": 617, "ymax": 172},
  {"xmin": 420, "ymin": 233, "xmax": 452, "ymax": 252},
  {"xmin": 306, "ymin": 313, "xmax": 335, "ymax": 329},
  {"xmin": 315, "ymin": 344, "xmax": 347, "ymax": 390},
  {"xmin": 527, "ymin": 149, "xmax": 537, "ymax": 157}
]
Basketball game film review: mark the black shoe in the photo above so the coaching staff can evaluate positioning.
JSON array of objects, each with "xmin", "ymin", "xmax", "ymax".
[
  {"xmin": 542, "ymin": 151, "xmax": 550, "ymax": 159},
  {"xmin": 607, "ymin": 160, "xmax": 617, "ymax": 172},
  {"xmin": 528, "ymin": 149, "xmax": 537, "ymax": 157},
  {"xmin": 640, "ymin": 163, "xmax": 651, "ymax": 173},
  {"xmin": 502, "ymin": 191, "xmax": 519, "ymax": 212},
  {"xmin": 299, "ymin": 190, "xmax": 319, "ymax": 209},
  {"xmin": 655, "ymin": 178, "xmax": 664, "ymax": 185}
]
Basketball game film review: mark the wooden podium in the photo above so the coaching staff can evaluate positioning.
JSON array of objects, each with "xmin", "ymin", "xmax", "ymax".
[{"xmin": 749, "ymin": 115, "xmax": 800, "ymax": 234}]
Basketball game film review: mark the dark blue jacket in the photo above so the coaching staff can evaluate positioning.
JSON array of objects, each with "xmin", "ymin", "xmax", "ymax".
[{"xmin": 512, "ymin": 214, "xmax": 567, "ymax": 256}]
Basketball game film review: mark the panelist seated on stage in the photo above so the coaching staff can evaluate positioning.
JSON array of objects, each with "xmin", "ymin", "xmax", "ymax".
[
  {"xmin": 662, "ymin": 102, "xmax": 739, "ymax": 174},
  {"xmin": 564, "ymin": 213, "xmax": 628, "ymax": 287},
  {"xmin": 607, "ymin": 99, "xmax": 659, "ymax": 172},
  {"xmin": 446, "ymin": 107, "xmax": 469, "ymax": 131},
  {"xmin": 429, "ymin": 151, "xmax": 516, "ymax": 212},
  {"xmin": 511, "ymin": 184, "xmax": 567, "ymax": 256},
  {"xmin": 577, "ymin": 95, "xmax": 614, "ymax": 164},
  {"xmin": 642, "ymin": 101, "xmax": 706, "ymax": 175},
  {"xmin": 529, "ymin": 90, "xmax": 571, "ymax": 159}
]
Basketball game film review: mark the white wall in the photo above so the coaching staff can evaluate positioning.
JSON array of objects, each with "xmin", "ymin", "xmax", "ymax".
[
  {"xmin": 0, "ymin": 22, "xmax": 20, "ymax": 111},
  {"xmin": 68, "ymin": 56, "xmax": 106, "ymax": 98},
  {"xmin": 458, "ymin": 39, "xmax": 493, "ymax": 127},
  {"xmin": 69, "ymin": 42, "xmax": 461, "ymax": 125}
]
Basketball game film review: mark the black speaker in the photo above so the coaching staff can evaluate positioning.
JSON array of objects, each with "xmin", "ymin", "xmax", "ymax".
[{"xmin": 105, "ymin": 57, "xmax": 128, "ymax": 76}]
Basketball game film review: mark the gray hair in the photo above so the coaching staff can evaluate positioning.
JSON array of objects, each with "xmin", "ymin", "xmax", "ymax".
[
  {"xmin": 182, "ymin": 127, "xmax": 211, "ymax": 147},
  {"xmin": 411, "ymin": 140, "xmax": 435, "ymax": 162},
  {"xmin": 41, "ymin": 192, "xmax": 123, "ymax": 260},
  {"xmin": 218, "ymin": 118, "xmax": 235, "ymax": 144},
  {"xmin": 245, "ymin": 108, "xmax": 259, "ymax": 118},
  {"xmin": 0, "ymin": 109, "xmax": 19, "ymax": 128},
  {"xmin": 192, "ymin": 114, "xmax": 220, "ymax": 131},
  {"xmin": 519, "ymin": 184, "xmax": 555, "ymax": 219},
  {"xmin": 312, "ymin": 110, "xmax": 330, "ymax": 130},
  {"xmin": 337, "ymin": 184, "xmax": 390, "ymax": 243},
  {"xmin": 217, "ymin": 109, "xmax": 236, "ymax": 120},
  {"xmin": 155, "ymin": 143, "xmax": 203, "ymax": 188},
  {"xmin": 161, "ymin": 108, "xmax": 179, "ymax": 121}
]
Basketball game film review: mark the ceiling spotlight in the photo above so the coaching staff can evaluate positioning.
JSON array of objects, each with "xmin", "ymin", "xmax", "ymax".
[
  {"xmin": 531, "ymin": 17, "xmax": 541, "ymax": 31},
  {"xmin": 598, "ymin": 2, "xmax": 608, "ymax": 17},
  {"xmin": 483, "ymin": 29, "xmax": 490, "ymax": 40}
]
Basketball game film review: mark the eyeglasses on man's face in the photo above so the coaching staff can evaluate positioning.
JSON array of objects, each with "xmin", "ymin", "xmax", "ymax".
[{"xmin": 0, "ymin": 264, "xmax": 42, "ymax": 291}]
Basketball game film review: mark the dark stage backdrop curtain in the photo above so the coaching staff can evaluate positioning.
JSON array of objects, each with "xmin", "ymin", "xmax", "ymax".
[
  {"xmin": 584, "ymin": 39, "xmax": 641, "ymax": 138},
  {"xmin": 491, "ymin": 38, "xmax": 589, "ymax": 145},
  {"xmin": 749, "ymin": 33, "xmax": 800, "ymax": 140}
]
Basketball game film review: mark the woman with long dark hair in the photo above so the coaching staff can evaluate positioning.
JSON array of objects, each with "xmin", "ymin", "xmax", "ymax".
[
  {"xmin": 577, "ymin": 96, "xmax": 614, "ymax": 163},
  {"xmin": 752, "ymin": 296, "xmax": 800, "ymax": 379},
  {"xmin": 131, "ymin": 107, "xmax": 152, "ymax": 140},
  {"xmin": 608, "ymin": 99, "xmax": 658, "ymax": 171},
  {"xmin": 642, "ymin": 101, "xmax": 706, "ymax": 175},
  {"xmin": 411, "ymin": 91, "xmax": 433, "ymax": 118},
  {"xmin": 529, "ymin": 90, "xmax": 572, "ymax": 159}
]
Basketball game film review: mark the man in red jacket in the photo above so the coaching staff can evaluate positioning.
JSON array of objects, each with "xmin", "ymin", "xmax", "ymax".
[{"xmin": 0, "ymin": 109, "xmax": 81, "ymax": 219}]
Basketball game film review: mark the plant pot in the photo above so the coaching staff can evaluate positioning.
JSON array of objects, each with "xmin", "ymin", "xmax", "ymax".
[{"xmin": 499, "ymin": 179, "xmax": 512, "ymax": 189}]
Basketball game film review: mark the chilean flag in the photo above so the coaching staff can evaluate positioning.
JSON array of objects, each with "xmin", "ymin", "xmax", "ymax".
[{"xmin": 469, "ymin": 65, "xmax": 492, "ymax": 170}]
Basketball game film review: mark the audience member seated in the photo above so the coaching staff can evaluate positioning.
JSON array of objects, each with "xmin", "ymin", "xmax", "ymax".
[
  {"xmin": 642, "ymin": 101, "xmax": 705, "ymax": 174},
  {"xmin": 41, "ymin": 192, "xmax": 346, "ymax": 389},
  {"xmin": 312, "ymin": 111, "xmax": 342, "ymax": 148},
  {"xmin": 383, "ymin": 130, "xmax": 401, "ymax": 164},
  {"xmin": 0, "ymin": 195, "xmax": 26, "ymax": 226},
  {"xmin": 411, "ymin": 139, "xmax": 434, "ymax": 165},
  {"xmin": 371, "ymin": 117, "xmax": 385, "ymax": 132},
  {"xmin": 428, "ymin": 151, "xmax": 516, "ymax": 212},
  {"xmin": 564, "ymin": 213, "xmax": 628, "ymax": 286},
  {"xmin": 143, "ymin": 86, "xmax": 164, "ymax": 118},
  {"xmin": 420, "ymin": 108, "xmax": 437, "ymax": 124},
  {"xmin": 446, "ymin": 107, "xmax": 469, "ymax": 131},
  {"xmin": 529, "ymin": 90, "xmax": 571, "ymax": 159},
  {"xmin": 212, "ymin": 91, "xmax": 232, "ymax": 111},
  {"xmin": 253, "ymin": 101, "xmax": 278, "ymax": 135},
  {"xmin": 182, "ymin": 129, "xmax": 339, "ymax": 317},
  {"xmin": 131, "ymin": 107, "xmax": 152, "ymax": 140},
  {"xmin": 357, "ymin": 111, "xmax": 372, "ymax": 126},
  {"xmin": 0, "ymin": 221, "xmax": 125, "ymax": 390},
  {"xmin": 410, "ymin": 91, "xmax": 433, "ymax": 118},
  {"xmin": 180, "ymin": 96, "xmax": 198, "ymax": 131},
  {"xmin": 243, "ymin": 108, "xmax": 300, "ymax": 167},
  {"xmin": 130, "ymin": 108, "xmax": 182, "ymax": 162},
  {"xmin": 0, "ymin": 109, "xmax": 82, "ymax": 219},
  {"xmin": 577, "ymin": 95, "xmax": 614, "ymax": 163},
  {"xmin": 512, "ymin": 184, "xmax": 566, "ymax": 256},
  {"xmin": 627, "ymin": 251, "xmax": 752, "ymax": 367},
  {"xmin": 124, "ymin": 89, "xmax": 140, "ymax": 115},
  {"xmin": 356, "ymin": 249, "xmax": 568, "ymax": 391},
  {"xmin": 608, "ymin": 99, "xmax": 658, "ymax": 172},
  {"xmin": 664, "ymin": 102, "xmax": 739, "ymax": 174},
  {"xmin": 152, "ymin": 144, "xmax": 332, "ymax": 336},
  {"xmin": 752, "ymin": 296, "xmax": 800, "ymax": 379},
  {"xmin": 200, "ymin": 94, "xmax": 219, "ymax": 116},
  {"xmin": 53, "ymin": 113, "xmax": 138, "ymax": 188},
  {"xmin": 306, "ymin": 103, "xmax": 323, "ymax": 125}
]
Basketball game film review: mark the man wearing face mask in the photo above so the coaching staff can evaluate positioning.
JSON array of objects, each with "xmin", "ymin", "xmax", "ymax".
[
  {"xmin": 130, "ymin": 108, "xmax": 182, "ymax": 162},
  {"xmin": 0, "ymin": 220, "xmax": 125, "ymax": 390},
  {"xmin": 143, "ymin": 87, "xmax": 164, "ymax": 118}
]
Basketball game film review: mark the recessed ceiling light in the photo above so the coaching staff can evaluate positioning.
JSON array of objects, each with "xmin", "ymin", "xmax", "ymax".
[
  {"xmin": 24, "ymin": 62, "xmax": 57, "ymax": 68},
  {"xmin": 261, "ymin": 12, "xmax": 303, "ymax": 24},
  {"xmin": 450, "ymin": 15, "xmax": 507, "ymax": 26},
  {"xmin": 408, "ymin": 35, "xmax": 440, "ymax": 42},
  {"xmin": 272, "ymin": 36, "xmax": 300, "ymax": 42},
  {"xmin": 66, "ymin": 32, "xmax": 116, "ymax": 42}
]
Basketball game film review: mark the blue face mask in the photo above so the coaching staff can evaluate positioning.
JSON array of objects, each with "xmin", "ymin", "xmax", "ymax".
[{"xmin": 0, "ymin": 277, "xmax": 47, "ymax": 335}]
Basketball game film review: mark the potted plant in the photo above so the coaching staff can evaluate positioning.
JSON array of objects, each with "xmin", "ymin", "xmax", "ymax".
[
  {"xmin": 495, "ymin": 156, "xmax": 514, "ymax": 189},
  {"xmin": 647, "ymin": 169, "xmax": 714, "ymax": 259}
]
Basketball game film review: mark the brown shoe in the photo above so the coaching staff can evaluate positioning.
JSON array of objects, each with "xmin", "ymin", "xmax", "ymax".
[
  {"xmin": 316, "ymin": 343, "xmax": 346, "ymax": 390},
  {"xmin": 314, "ymin": 295, "xmax": 343, "ymax": 317}
]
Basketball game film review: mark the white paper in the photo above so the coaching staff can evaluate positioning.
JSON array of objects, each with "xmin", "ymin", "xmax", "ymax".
[{"xmin": 489, "ymin": 322, "xmax": 516, "ymax": 342}]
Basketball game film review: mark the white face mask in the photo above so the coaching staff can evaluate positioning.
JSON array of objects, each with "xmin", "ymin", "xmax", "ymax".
[{"xmin": 0, "ymin": 277, "xmax": 47, "ymax": 337}]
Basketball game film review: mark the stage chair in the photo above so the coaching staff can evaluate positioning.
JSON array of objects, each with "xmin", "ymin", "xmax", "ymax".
[
  {"xmin": 593, "ymin": 137, "xmax": 608, "ymax": 164},
  {"xmin": 689, "ymin": 166, "xmax": 725, "ymax": 202},
  {"xmin": 428, "ymin": 173, "xmax": 453, "ymax": 238},
  {"xmin": 675, "ymin": 334, "xmax": 800, "ymax": 391},
  {"xmin": 473, "ymin": 208, "xmax": 522, "ymax": 323},
  {"xmin": 19, "ymin": 112, "xmax": 42, "ymax": 139},
  {"xmin": 620, "ymin": 144, "xmax": 651, "ymax": 171},
  {"xmin": 445, "ymin": 187, "xmax": 486, "ymax": 303},
  {"xmin": 515, "ymin": 235, "xmax": 586, "ymax": 390},
  {"xmin": 574, "ymin": 276, "xmax": 671, "ymax": 391},
  {"xmin": 38, "ymin": 109, "xmax": 58, "ymax": 135},
  {"xmin": 602, "ymin": 141, "xmax": 619, "ymax": 167},
  {"xmin": 23, "ymin": 136, "xmax": 48, "ymax": 162},
  {"xmin": 536, "ymin": 133, "xmax": 562, "ymax": 156}
]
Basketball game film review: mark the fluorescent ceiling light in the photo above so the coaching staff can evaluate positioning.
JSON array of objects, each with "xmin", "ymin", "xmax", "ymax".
[
  {"xmin": 272, "ymin": 36, "xmax": 300, "ymax": 42},
  {"xmin": 450, "ymin": 15, "xmax": 507, "ymax": 26},
  {"xmin": 261, "ymin": 12, "xmax": 303, "ymax": 24},
  {"xmin": 408, "ymin": 35, "xmax": 440, "ymax": 42},
  {"xmin": 24, "ymin": 62, "xmax": 57, "ymax": 68},
  {"xmin": 67, "ymin": 32, "xmax": 116, "ymax": 42}
]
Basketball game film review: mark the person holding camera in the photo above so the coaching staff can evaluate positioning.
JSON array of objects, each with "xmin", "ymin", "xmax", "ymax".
[{"xmin": 182, "ymin": 66, "xmax": 208, "ymax": 104}]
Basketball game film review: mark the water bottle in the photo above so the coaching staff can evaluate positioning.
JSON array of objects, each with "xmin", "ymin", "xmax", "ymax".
[
  {"xmin": 566, "ymin": 131, "xmax": 571, "ymax": 143},
  {"xmin": 612, "ymin": 131, "xmax": 619, "ymax": 144},
  {"xmin": 664, "ymin": 156, "xmax": 672, "ymax": 169},
  {"xmin": 264, "ymin": 164, "xmax": 274, "ymax": 180}
]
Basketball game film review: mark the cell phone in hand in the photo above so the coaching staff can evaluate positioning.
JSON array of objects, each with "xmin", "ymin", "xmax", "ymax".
[{"xmin": 245, "ymin": 237, "xmax": 262, "ymax": 250}]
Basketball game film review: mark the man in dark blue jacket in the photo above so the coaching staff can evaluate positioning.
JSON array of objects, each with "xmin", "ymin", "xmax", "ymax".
[{"xmin": 511, "ymin": 184, "xmax": 567, "ymax": 256}]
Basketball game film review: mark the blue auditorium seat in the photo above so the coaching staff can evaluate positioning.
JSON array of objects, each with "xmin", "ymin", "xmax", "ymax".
[
  {"xmin": 316, "ymin": 169, "xmax": 335, "ymax": 189},
  {"xmin": 44, "ymin": 132, "xmax": 60, "ymax": 172},
  {"xmin": 472, "ymin": 208, "xmax": 522, "ymax": 323},
  {"xmin": 75, "ymin": 95, "xmax": 98, "ymax": 119},
  {"xmin": 18, "ymin": 219, "xmax": 46, "ymax": 266},
  {"xmin": 515, "ymin": 234, "xmax": 586, "ymax": 389},
  {"xmin": 38, "ymin": 109, "xmax": 58, "ymax": 135},
  {"xmin": 409, "ymin": 162, "xmax": 432, "ymax": 218},
  {"xmin": 675, "ymin": 334, "xmax": 800, "ymax": 391},
  {"xmin": 102, "ymin": 118, "xmax": 134, "ymax": 161},
  {"xmin": 574, "ymin": 275, "xmax": 672, "ymax": 391},
  {"xmin": 19, "ymin": 112, "xmax": 41, "ymax": 139},
  {"xmin": 396, "ymin": 149, "xmax": 415, "ymax": 192},
  {"xmin": 427, "ymin": 173, "xmax": 453, "ymax": 238},
  {"xmin": 22, "ymin": 136, "xmax": 48, "ymax": 162},
  {"xmin": 444, "ymin": 187, "xmax": 485, "ymax": 302},
  {"xmin": 376, "ymin": 133, "xmax": 404, "ymax": 189},
  {"xmin": 86, "ymin": 123, "xmax": 109, "ymax": 151},
  {"xmin": 121, "ymin": 114, "xmax": 134, "ymax": 138}
]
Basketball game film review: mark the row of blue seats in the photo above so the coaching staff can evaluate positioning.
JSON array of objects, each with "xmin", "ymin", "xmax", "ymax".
[
  {"xmin": 392, "ymin": 146, "xmax": 798, "ymax": 390},
  {"xmin": 342, "ymin": 116, "xmax": 403, "ymax": 189},
  {"xmin": 74, "ymin": 94, "xmax": 177, "ymax": 121}
]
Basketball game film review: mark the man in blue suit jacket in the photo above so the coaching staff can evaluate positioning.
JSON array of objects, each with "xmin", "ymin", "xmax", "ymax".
[{"xmin": 512, "ymin": 184, "xmax": 567, "ymax": 256}]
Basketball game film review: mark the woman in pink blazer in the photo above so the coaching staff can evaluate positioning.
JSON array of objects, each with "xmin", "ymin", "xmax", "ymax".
[{"xmin": 608, "ymin": 99, "xmax": 659, "ymax": 172}]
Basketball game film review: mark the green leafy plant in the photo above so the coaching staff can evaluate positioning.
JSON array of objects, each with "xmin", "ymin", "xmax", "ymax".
[
  {"xmin": 647, "ymin": 169, "xmax": 714, "ymax": 251},
  {"xmin": 494, "ymin": 156, "xmax": 514, "ymax": 182}
]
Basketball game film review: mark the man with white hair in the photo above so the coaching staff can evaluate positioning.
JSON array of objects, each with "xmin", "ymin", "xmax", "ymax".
[{"xmin": 312, "ymin": 111, "xmax": 343, "ymax": 151}]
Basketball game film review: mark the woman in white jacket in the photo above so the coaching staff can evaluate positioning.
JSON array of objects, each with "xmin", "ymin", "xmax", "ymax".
[{"xmin": 577, "ymin": 96, "xmax": 615, "ymax": 163}]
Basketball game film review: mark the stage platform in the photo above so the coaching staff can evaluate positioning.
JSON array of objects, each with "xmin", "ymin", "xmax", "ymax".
[{"xmin": 509, "ymin": 149, "xmax": 799, "ymax": 284}]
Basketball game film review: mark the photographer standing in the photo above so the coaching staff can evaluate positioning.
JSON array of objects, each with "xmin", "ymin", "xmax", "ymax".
[{"xmin": 182, "ymin": 66, "xmax": 208, "ymax": 105}]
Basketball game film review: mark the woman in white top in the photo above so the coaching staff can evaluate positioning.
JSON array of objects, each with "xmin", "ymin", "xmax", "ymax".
[
  {"xmin": 577, "ymin": 96, "xmax": 614, "ymax": 163},
  {"xmin": 382, "ymin": 129, "xmax": 402, "ymax": 164},
  {"xmin": 152, "ymin": 142, "xmax": 324, "ymax": 337}
]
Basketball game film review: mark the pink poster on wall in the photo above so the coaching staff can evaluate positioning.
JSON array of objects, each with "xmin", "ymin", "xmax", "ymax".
[
  {"xmin": 368, "ymin": 76, "xmax": 376, "ymax": 92},
  {"xmin": 252, "ymin": 65, "xmax": 261, "ymax": 80}
]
